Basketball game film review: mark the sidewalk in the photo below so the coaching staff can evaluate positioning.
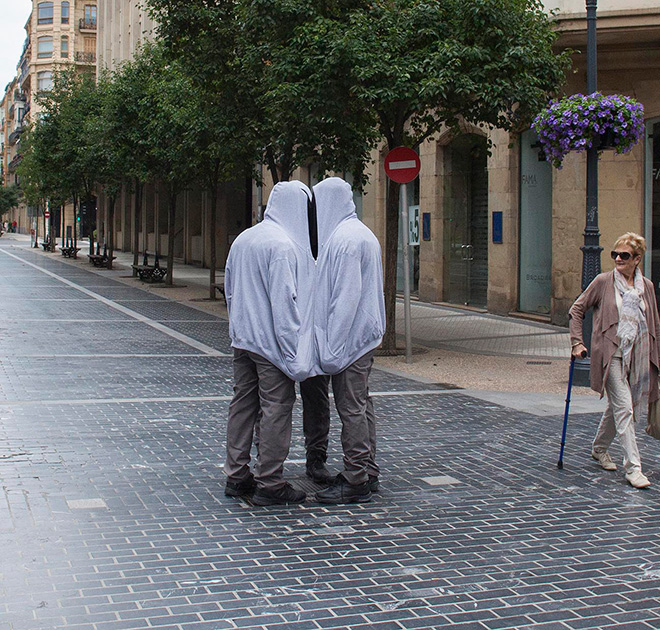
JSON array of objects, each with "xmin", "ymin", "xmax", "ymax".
[{"xmin": 7, "ymin": 234, "xmax": 601, "ymax": 415}]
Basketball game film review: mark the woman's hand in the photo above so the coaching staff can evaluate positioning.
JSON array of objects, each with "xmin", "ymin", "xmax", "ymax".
[{"xmin": 571, "ymin": 343, "xmax": 588, "ymax": 359}]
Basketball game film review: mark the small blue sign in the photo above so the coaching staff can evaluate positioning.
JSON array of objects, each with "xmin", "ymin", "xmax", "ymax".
[
  {"xmin": 422, "ymin": 212, "xmax": 431, "ymax": 241},
  {"xmin": 492, "ymin": 211, "xmax": 503, "ymax": 244}
]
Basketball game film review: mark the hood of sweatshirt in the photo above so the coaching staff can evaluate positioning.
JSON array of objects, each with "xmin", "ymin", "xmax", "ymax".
[
  {"xmin": 313, "ymin": 177, "xmax": 357, "ymax": 251},
  {"xmin": 264, "ymin": 180, "xmax": 314, "ymax": 258}
]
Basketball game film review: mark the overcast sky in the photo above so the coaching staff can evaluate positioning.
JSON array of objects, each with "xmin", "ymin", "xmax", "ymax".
[{"xmin": 1, "ymin": 0, "xmax": 33, "ymax": 92}]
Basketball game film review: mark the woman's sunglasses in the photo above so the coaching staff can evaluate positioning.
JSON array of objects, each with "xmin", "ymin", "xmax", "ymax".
[{"xmin": 610, "ymin": 250, "xmax": 636, "ymax": 261}]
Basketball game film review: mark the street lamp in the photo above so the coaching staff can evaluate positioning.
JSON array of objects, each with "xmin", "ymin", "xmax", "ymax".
[{"xmin": 574, "ymin": 0, "xmax": 602, "ymax": 386}]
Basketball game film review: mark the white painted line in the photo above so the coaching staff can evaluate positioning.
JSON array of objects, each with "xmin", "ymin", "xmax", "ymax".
[
  {"xmin": 0, "ymin": 249, "xmax": 224, "ymax": 356},
  {"xmin": 67, "ymin": 498, "xmax": 108, "ymax": 509},
  {"xmin": 388, "ymin": 160, "xmax": 417, "ymax": 170},
  {"xmin": 421, "ymin": 475, "xmax": 461, "ymax": 486}
]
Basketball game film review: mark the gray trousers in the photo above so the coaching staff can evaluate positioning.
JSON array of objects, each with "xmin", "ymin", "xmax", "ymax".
[
  {"xmin": 593, "ymin": 356, "xmax": 642, "ymax": 474},
  {"xmin": 308, "ymin": 351, "xmax": 380, "ymax": 485},
  {"xmin": 224, "ymin": 349, "xmax": 295, "ymax": 491}
]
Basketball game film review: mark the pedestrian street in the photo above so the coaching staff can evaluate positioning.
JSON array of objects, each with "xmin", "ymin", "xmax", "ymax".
[{"xmin": 1, "ymin": 240, "xmax": 660, "ymax": 630}]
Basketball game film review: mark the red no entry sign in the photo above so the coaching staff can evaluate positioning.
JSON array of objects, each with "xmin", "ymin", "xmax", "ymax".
[
  {"xmin": 384, "ymin": 146, "xmax": 420, "ymax": 184},
  {"xmin": 44, "ymin": 211, "xmax": 50, "ymax": 218}
]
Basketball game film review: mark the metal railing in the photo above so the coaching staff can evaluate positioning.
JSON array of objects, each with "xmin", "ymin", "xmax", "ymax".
[
  {"xmin": 74, "ymin": 51, "xmax": 96, "ymax": 63},
  {"xmin": 79, "ymin": 18, "xmax": 97, "ymax": 30}
]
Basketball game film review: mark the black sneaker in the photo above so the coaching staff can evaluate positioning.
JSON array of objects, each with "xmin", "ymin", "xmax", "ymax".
[
  {"xmin": 252, "ymin": 482, "xmax": 307, "ymax": 506},
  {"xmin": 369, "ymin": 475, "xmax": 379, "ymax": 493},
  {"xmin": 306, "ymin": 458, "xmax": 332, "ymax": 484},
  {"xmin": 316, "ymin": 474, "xmax": 371, "ymax": 504},
  {"xmin": 224, "ymin": 474, "xmax": 257, "ymax": 497}
]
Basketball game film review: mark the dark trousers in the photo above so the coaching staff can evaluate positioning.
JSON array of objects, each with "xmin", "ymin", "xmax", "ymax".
[
  {"xmin": 300, "ymin": 375, "xmax": 331, "ymax": 462},
  {"xmin": 224, "ymin": 349, "xmax": 295, "ymax": 492},
  {"xmin": 301, "ymin": 351, "xmax": 379, "ymax": 484}
]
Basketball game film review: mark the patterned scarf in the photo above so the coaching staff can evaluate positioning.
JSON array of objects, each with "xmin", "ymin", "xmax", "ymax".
[{"xmin": 614, "ymin": 268, "xmax": 649, "ymax": 420}]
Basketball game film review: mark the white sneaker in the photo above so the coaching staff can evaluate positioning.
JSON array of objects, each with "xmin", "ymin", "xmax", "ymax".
[
  {"xmin": 625, "ymin": 471, "xmax": 651, "ymax": 489},
  {"xmin": 592, "ymin": 450, "xmax": 617, "ymax": 471}
]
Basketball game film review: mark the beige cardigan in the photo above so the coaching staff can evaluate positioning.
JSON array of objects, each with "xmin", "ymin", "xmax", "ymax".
[{"xmin": 569, "ymin": 270, "xmax": 660, "ymax": 402}]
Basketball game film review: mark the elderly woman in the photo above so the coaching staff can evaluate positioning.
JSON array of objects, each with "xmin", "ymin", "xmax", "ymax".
[{"xmin": 569, "ymin": 232, "xmax": 660, "ymax": 489}]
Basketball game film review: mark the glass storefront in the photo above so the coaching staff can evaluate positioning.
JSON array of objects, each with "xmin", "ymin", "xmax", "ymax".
[{"xmin": 445, "ymin": 135, "xmax": 488, "ymax": 307}]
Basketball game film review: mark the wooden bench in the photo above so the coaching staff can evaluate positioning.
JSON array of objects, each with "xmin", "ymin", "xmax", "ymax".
[
  {"xmin": 87, "ymin": 244, "xmax": 116, "ymax": 268},
  {"xmin": 41, "ymin": 237, "xmax": 53, "ymax": 251},
  {"xmin": 60, "ymin": 246, "xmax": 81, "ymax": 259},
  {"xmin": 132, "ymin": 251, "xmax": 167, "ymax": 283}
]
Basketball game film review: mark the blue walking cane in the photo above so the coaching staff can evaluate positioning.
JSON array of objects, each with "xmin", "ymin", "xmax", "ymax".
[{"xmin": 558, "ymin": 349, "xmax": 587, "ymax": 469}]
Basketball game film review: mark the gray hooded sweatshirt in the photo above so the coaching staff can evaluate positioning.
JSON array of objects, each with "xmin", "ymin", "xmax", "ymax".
[
  {"xmin": 313, "ymin": 177, "xmax": 386, "ymax": 375},
  {"xmin": 225, "ymin": 180, "xmax": 316, "ymax": 381}
]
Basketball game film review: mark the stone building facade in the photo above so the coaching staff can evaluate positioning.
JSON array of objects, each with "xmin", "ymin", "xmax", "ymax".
[{"xmin": 0, "ymin": 0, "xmax": 98, "ymax": 236}]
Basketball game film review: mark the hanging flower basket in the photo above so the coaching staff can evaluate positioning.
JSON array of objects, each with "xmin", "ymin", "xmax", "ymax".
[{"xmin": 531, "ymin": 92, "xmax": 645, "ymax": 169}]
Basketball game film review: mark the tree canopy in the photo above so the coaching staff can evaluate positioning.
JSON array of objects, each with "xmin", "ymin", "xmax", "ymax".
[{"xmin": 0, "ymin": 185, "xmax": 20, "ymax": 217}]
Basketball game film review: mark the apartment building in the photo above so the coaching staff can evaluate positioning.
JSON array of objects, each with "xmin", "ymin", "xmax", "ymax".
[{"xmin": 0, "ymin": 0, "xmax": 98, "ymax": 236}]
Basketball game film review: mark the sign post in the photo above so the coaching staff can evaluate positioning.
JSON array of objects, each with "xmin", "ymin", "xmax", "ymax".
[{"xmin": 384, "ymin": 147, "xmax": 421, "ymax": 364}]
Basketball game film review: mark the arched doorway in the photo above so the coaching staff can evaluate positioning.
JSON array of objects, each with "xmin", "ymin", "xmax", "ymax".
[{"xmin": 444, "ymin": 134, "xmax": 488, "ymax": 307}]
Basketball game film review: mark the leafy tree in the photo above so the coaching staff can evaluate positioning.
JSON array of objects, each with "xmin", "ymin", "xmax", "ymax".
[
  {"xmin": 115, "ymin": 42, "xmax": 203, "ymax": 285},
  {"xmin": 36, "ymin": 69, "xmax": 101, "ymax": 248},
  {"xmin": 146, "ymin": 0, "xmax": 259, "ymax": 296},
  {"xmin": 338, "ymin": 0, "xmax": 571, "ymax": 352},
  {"xmin": 146, "ymin": 0, "xmax": 377, "ymax": 187},
  {"xmin": 18, "ymin": 108, "xmax": 70, "ymax": 250},
  {"xmin": 148, "ymin": 0, "xmax": 569, "ymax": 352},
  {"xmin": 0, "ymin": 185, "xmax": 20, "ymax": 217}
]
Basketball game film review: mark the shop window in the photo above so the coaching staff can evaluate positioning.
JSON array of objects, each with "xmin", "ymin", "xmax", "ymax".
[
  {"xmin": 37, "ymin": 36, "xmax": 53, "ymax": 59},
  {"xmin": 37, "ymin": 2, "xmax": 54, "ymax": 24},
  {"xmin": 61, "ymin": 36, "xmax": 69, "ymax": 58},
  {"xmin": 61, "ymin": 1, "xmax": 69, "ymax": 24}
]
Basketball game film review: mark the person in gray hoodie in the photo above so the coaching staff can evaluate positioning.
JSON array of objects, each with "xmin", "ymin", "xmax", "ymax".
[
  {"xmin": 311, "ymin": 177, "xmax": 386, "ymax": 504},
  {"xmin": 223, "ymin": 180, "xmax": 317, "ymax": 506}
]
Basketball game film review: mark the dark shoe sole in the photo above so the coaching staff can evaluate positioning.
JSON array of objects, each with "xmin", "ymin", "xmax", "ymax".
[
  {"xmin": 252, "ymin": 494, "xmax": 306, "ymax": 506},
  {"xmin": 306, "ymin": 471, "xmax": 333, "ymax": 484},
  {"xmin": 224, "ymin": 480, "xmax": 256, "ymax": 498},
  {"xmin": 316, "ymin": 492, "xmax": 372, "ymax": 505}
]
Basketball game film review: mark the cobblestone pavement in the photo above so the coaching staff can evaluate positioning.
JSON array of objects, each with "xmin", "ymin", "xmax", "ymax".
[
  {"xmin": 394, "ymin": 303, "xmax": 569, "ymax": 359},
  {"xmin": 2, "ymin": 241, "xmax": 660, "ymax": 630}
]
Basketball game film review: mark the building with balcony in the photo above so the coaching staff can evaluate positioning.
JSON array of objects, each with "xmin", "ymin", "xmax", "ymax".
[{"xmin": 0, "ymin": 0, "xmax": 99, "ymax": 236}]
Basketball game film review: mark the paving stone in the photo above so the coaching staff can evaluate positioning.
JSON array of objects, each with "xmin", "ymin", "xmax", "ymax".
[{"xmin": 2, "ymin": 244, "xmax": 660, "ymax": 630}]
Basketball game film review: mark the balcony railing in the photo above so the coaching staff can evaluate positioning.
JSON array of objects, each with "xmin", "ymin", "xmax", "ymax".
[
  {"xmin": 13, "ymin": 90, "xmax": 26, "ymax": 102},
  {"xmin": 79, "ymin": 18, "xmax": 97, "ymax": 31},
  {"xmin": 8, "ymin": 125, "xmax": 24, "ymax": 146},
  {"xmin": 8, "ymin": 154, "xmax": 22, "ymax": 173},
  {"xmin": 75, "ymin": 51, "xmax": 96, "ymax": 63}
]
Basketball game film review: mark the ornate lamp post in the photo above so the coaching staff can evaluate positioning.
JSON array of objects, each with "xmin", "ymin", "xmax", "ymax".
[{"xmin": 574, "ymin": 0, "xmax": 602, "ymax": 386}]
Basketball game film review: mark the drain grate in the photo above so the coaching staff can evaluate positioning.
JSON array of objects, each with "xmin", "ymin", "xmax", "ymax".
[{"xmin": 526, "ymin": 360, "xmax": 552, "ymax": 365}]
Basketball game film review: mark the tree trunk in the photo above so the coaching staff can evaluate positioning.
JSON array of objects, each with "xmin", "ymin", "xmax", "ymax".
[
  {"xmin": 61, "ymin": 203, "xmax": 66, "ymax": 248},
  {"xmin": 165, "ymin": 186, "xmax": 177, "ymax": 286},
  {"xmin": 73, "ymin": 195, "xmax": 78, "ymax": 251},
  {"xmin": 381, "ymin": 176, "xmax": 401, "ymax": 354},
  {"xmin": 107, "ymin": 195, "xmax": 116, "ymax": 270},
  {"xmin": 209, "ymin": 169, "xmax": 219, "ymax": 300},
  {"xmin": 132, "ymin": 178, "xmax": 143, "ymax": 276}
]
